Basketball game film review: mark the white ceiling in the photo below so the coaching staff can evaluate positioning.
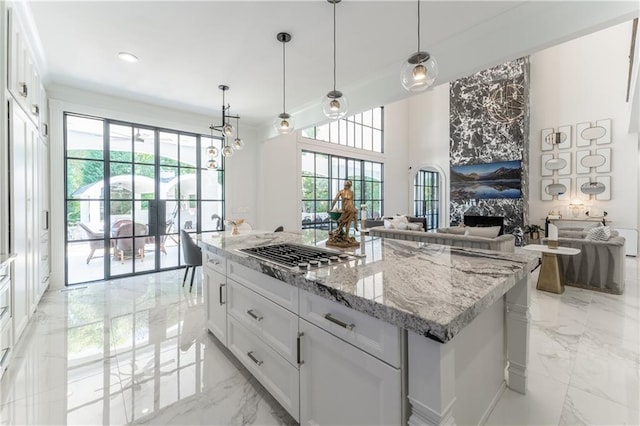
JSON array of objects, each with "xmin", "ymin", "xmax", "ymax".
[{"xmin": 23, "ymin": 1, "xmax": 639, "ymax": 131}]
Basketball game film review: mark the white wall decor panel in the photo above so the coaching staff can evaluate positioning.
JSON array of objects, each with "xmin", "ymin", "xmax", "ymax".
[
  {"xmin": 576, "ymin": 150, "xmax": 590, "ymax": 174},
  {"xmin": 595, "ymin": 175, "xmax": 611, "ymax": 200},
  {"xmin": 557, "ymin": 178, "xmax": 571, "ymax": 201},
  {"xmin": 541, "ymin": 178, "xmax": 554, "ymax": 201},
  {"xmin": 557, "ymin": 125, "xmax": 572, "ymax": 150},
  {"xmin": 540, "ymin": 128, "xmax": 553, "ymax": 151},
  {"xmin": 576, "ymin": 177, "xmax": 591, "ymax": 201},
  {"xmin": 575, "ymin": 122, "xmax": 592, "ymax": 147},
  {"xmin": 557, "ymin": 152, "xmax": 571, "ymax": 176},
  {"xmin": 541, "ymin": 154, "xmax": 554, "ymax": 176},
  {"xmin": 595, "ymin": 147, "xmax": 611, "ymax": 173},
  {"xmin": 595, "ymin": 119, "xmax": 612, "ymax": 145}
]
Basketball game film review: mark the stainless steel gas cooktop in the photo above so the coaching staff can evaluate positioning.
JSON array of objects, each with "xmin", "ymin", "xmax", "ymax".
[{"xmin": 239, "ymin": 243, "xmax": 354, "ymax": 270}]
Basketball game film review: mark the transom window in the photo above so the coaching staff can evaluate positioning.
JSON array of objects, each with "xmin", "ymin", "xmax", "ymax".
[
  {"xmin": 413, "ymin": 169, "xmax": 440, "ymax": 231},
  {"xmin": 301, "ymin": 107, "xmax": 384, "ymax": 153}
]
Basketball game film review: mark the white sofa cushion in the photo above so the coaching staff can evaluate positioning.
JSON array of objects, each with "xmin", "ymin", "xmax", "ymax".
[
  {"xmin": 586, "ymin": 225, "xmax": 611, "ymax": 241},
  {"xmin": 464, "ymin": 226, "xmax": 501, "ymax": 238}
]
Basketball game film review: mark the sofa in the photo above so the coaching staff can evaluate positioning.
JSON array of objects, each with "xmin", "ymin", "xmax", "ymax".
[
  {"xmin": 542, "ymin": 229, "xmax": 626, "ymax": 294},
  {"xmin": 368, "ymin": 223, "xmax": 515, "ymax": 253}
]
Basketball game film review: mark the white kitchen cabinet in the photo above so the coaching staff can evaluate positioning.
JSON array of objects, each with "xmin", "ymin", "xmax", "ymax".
[
  {"xmin": 204, "ymin": 265, "xmax": 227, "ymax": 345},
  {"xmin": 9, "ymin": 101, "xmax": 33, "ymax": 341},
  {"xmin": 227, "ymin": 316, "xmax": 300, "ymax": 421},
  {"xmin": 299, "ymin": 319, "xmax": 402, "ymax": 426},
  {"xmin": 227, "ymin": 278, "xmax": 299, "ymax": 365}
]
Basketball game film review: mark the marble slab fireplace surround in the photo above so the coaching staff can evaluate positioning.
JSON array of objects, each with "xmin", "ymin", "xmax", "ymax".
[{"xmin": 0, "ymin": 245, "xmax": 638, "ymax": 425}]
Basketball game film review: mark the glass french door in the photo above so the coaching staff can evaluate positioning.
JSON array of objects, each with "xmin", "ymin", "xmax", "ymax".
[{"xmin": 65, "ymin": 113, "xmax": 224, "ymax": 285}]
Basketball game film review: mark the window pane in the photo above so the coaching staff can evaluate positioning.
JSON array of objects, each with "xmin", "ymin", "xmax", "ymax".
[
  {"xmin": 201, "ymin": 201, "xmax": 224, "ymax": 231},
  {"xmin": 362, "ymin": 109, "xmax": 372, "ymax": 127},
  {"xmin": 133, "ymin": 127, "xmax": 155, "ymax": 164},
  {"xmin": 67, "ymin": 159, "xmax": 104, "ymax": 199},
  {"xmin": 160, "ymin": 131, "xmax": 179, "ymax": 166},
  {"xmin": 180, "ymin": 135, "xmax": 197, "ymax": 168},
  {"xmin": 315, "ymin": 154, "xmax": 329, "ymax": 177},
  {"xmin": 134, "ymin": 164, "xmax": 155, "ymax": 199},
  {"xmin": 201, "ymin": 169, "xmax": 224, "ymax": 200},
  {"xmin": 67, "ymin": 116, "xmax": 104, "ymax": 159},
  {"xmin": 302, "ymin": 151, "xmax": 315, "ymax": 175},
  {"xmin": 329, "ymin": 121, "xmax": 339, "ymax": 144},
  {"xmin": 160, "ymin": 167, "xmax": 179, "ymax": 200},
  {"xmin": 67, "ymin": 201, "xmax": 105, "ymax": 239},
  {"xmin": 110, "ymin": 163, "xmax": 133, "ymax": 201},
  {"xmin": 110, "ymin": 124, "xmax": 132, "ymax": 162},
  {"xmin": 373, "ymin": 107, "xmax": 382, "ymax": 129}
]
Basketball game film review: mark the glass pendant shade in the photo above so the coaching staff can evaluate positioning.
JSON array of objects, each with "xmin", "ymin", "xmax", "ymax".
[
  {"xmin": 322, "ymin": 90, "xmax": 348, "ymax": 120},
  {"xmin": 400, "ymin": 51, "xmax": 438, "ymax": 92},
  {"xmin": 207, "ymin": 159, "xmax": 218, "ymax": 170},
  {"xmin": 223, "ymin": 123, "xmax": 234, "ymax": 136},
  {"xmin": 273, "ymin": 113, "xmax": 295, "ymax": 135},
  {"xmin": 207, "ymin": 145, "xmax": 219, "ymax": 157},
  {"xmin": 233, "ymin": 137, "xmax": 244, "ymax": 150},
  {"xmin": 222, "ymin": 145, "xmax": 234, "ymax": 157}
]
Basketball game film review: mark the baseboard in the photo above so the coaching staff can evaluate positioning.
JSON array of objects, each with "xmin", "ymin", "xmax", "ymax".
[{"xmin": 478, "ymin": 381, "xmax": 507, "ymax": 425}]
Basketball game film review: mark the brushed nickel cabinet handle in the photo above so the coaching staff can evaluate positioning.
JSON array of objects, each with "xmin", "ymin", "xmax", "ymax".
[
  {"xmin": 219, "ymin": 283, "xmax": 226, "ymax": 306},
  {"xmin": 246, "ymin": 309, "xmax": 263, "ymax": 322},
  {"xmin": 297, "ymin": 332, "xmax": 304, "ymax": 365},
  {"xmin": 324, "ymin": 313, "xmax": 355, "ymax": 330},
  {"xmin": 18, "ymin": 82, "xmax": 28, "ymax": 97},
  {"xmin": 247, "ymin": 351, "xmax": 263, "ymax": 366}
]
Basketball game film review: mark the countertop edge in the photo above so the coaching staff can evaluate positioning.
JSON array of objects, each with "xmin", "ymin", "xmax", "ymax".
[{"xmin": 200, "ymin": 237, "xmax": 536, "ymax": 343}]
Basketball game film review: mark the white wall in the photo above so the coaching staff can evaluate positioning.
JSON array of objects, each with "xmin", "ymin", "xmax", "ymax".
[
  {"xmin": 529, "ymin": 22, "xmax": 639, "ymax": 231},
  {"xmin": 47, "ymin": 85, "xmax": 258, "ymax": 289},
  {"xmin": 407, "ymin": 84, "xmax": 451, "ymax": 225}
]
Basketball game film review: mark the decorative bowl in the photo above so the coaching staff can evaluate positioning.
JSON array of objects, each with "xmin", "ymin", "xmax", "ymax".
[{"xmin": 328, "ymin": 211, "xmax": 342, "ymax": 221}]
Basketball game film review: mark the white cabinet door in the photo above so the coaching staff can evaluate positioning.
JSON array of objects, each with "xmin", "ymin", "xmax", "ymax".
[
  {"xmin": 204, "ymin": 266, "xmax": 227, "ymax": 345},
  {"xmin": 10, "ymin": 101, "xmax": 33, "ymax": 341},
  {"xmin": 7, "ymin": 8, "xmax": 29, "ymax": 105},
  {"xmin": 299, "ymin": 319, "xmax": 402, "ymax": 426}
]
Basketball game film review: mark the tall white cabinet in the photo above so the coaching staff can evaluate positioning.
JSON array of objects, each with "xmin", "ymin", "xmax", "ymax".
[{"xmin": 2, "ymin": 1, "xmax": 51, "ymax": 366}]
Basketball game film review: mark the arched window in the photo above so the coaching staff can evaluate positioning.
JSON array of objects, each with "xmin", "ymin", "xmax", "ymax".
[{"xmin": 413, "ymin": 169, "xmax": 440, "ymax": 231}]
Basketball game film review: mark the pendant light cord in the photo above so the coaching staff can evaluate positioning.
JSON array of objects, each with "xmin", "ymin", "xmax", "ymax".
[
  {"xmin": 332, "ymin": 0, "xmax": 337, "ymax": 92},
  {"xmin": 282, "ymin": 40, "xmax": 286, "ymax": 114},
  {"xmin": 417, "ymin": 0, "xmax": 421, "ymax": 52}
]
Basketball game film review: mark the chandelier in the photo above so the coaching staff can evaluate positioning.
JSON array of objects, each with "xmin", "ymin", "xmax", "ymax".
[{"xmin": 206, "ymin": 85, "xmax": 241, "ymax": 170}]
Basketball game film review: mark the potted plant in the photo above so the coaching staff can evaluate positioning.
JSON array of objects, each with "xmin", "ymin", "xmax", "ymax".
[{"xmin": 524, "ymin": 224, "xmax": 543, "ymax": 240}]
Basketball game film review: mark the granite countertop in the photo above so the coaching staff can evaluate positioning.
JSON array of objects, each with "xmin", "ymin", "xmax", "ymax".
[
  {"xmin": 0, "ymin": 254, "xmax": 16, "ymax": 269},
  {"xmin": 199, "ymin": 231, "xmax": 538, "ymax": 343}
]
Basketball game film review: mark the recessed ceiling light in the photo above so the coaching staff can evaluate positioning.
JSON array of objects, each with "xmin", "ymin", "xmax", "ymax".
[{"xmin": 118, "ymin": 52, "xmax": 139, "ymax": 63}]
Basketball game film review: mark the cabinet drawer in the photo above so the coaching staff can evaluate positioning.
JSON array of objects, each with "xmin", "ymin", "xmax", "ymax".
[
  {"xmin": 228, "ymin": 279, "xmax": 298, "ymax": 365},
  {"xmin": 227, "ymin": 317, "xmax": 299, "ymax": 422},
  {"xmin": 227, "ymin": 261, "xmax": 298, "ymax": 313},
  {"xmin": 203, "ymin": 249, "xmax": 226, "ymax": 275},
  {"xmin": 300, "ymin": 290, "xmax": 401, "ymax": 368}
]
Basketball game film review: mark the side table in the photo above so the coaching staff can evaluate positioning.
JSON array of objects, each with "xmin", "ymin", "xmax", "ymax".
[{"xmin": 522, "ymin": 244, "xmax": 581, "ymax": 294}]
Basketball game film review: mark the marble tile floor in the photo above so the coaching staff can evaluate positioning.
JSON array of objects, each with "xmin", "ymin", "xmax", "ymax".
[{"xmin": 0, "ymin": 257, "xmax": 638, "ymax": 425}]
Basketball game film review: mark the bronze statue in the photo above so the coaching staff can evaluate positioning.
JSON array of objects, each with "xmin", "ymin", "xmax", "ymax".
[{"xmin": 327, "ymin": 180, "xmax": 360, "ymax": 248}]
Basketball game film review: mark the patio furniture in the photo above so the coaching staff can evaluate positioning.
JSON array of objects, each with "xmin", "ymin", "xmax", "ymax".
[
  {"xmin": 78, "ymin": 223, "xmax": 105, "ymax": 264},
  {"xmin": 180, "ymin": 230, "xmax": 202, "ymax": 292},
  {"xmin": 114, "ymin": 222, "xmax": 148, "ymax": 263}
]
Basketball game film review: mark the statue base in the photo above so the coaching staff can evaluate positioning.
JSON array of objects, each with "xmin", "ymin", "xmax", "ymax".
[{"xmin": 326, "ymin": 232, "xmax": 360, "ymax": 248}]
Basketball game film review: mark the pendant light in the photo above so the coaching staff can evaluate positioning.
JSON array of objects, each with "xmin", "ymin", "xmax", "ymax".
[
  {"xmin": 206, "ymin": 124, "xmax": 220, "ymax": 170},
  {"xmin": 400, "ymin": 0, "xmax": 438, "ymax": 92},
  {"xmin": 322, "ymin": 0, "xmax": 348, "ymax": 119},
  {"xmin": 274, "ymin": 32, "xmax": 295, "ymax": 134},
  {"xmin": 233, "ymin": 117, "xmax": 244, "ymax": 150},
  {"xmin": 208, "ymin": 84, "xmax": 238, "ymax": 158}
]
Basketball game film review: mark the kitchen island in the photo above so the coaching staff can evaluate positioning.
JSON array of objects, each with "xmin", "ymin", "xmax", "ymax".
[{"xmin": 199, "ymin": 231, "xmax": 537, "ymax": 426}]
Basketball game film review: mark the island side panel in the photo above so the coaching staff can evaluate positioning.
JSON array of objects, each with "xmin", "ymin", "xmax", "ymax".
[
  {"xmin": 505, "ymin": 274, "xmax": 530, "ymax": 394},
  {"xmin": 407, "ymin": 331, "xmax": 456, "ymax": 426}
]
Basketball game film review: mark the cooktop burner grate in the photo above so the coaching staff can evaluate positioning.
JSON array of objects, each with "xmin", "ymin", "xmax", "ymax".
[{"xmin": 239, "ymin": 243, "xmax": 353, "ymax": 270}]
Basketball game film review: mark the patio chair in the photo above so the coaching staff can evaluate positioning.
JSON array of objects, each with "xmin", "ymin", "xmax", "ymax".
[
  {"xmin": 180, "ymin": 230, "xmax": 202, "ymax": 292},
  {"xmin": 114, "ymin": 222, "xmax": 148, "ymax": 263},
  {"xmin": 78, "ymin": 223, "xmax": 105, "ymax": 264}
]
